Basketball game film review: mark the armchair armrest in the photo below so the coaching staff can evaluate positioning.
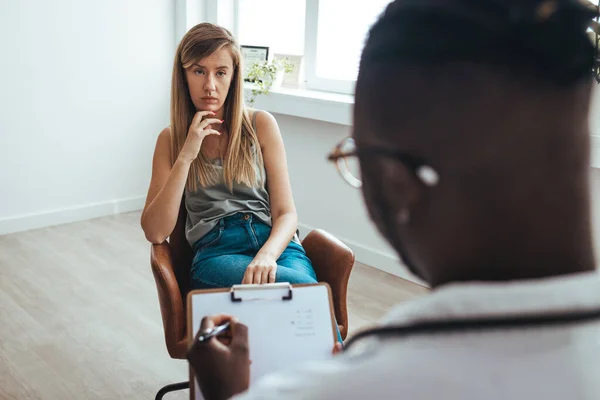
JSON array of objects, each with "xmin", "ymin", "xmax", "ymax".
[
  {"xmin": 150, "ymin": 242, "xmax": 188, "ymax": 359},
  {"xmin": 302, "ymin": 230, "xmax": 355, "ymax": 340}
]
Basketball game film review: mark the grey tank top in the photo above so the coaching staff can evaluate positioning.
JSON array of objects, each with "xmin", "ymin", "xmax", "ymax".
[{"xmin": 184, "ymin": 111, "xmax": 272, "ymax": 247}]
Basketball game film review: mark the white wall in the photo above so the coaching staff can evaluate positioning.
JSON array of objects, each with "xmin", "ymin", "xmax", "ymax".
[
  {"xmin": 0, "ymin": 0, "xmax": 174, "ymax": 234},
  {"xmin": 591, "ymin": 86, "xmax": 600, "ymax": 167},
  {"xmin": 592, "ymin": 169, "xmax": 600, "ymax": 263},
  {"xmin": 593, "ymin": 86, "xmax": 600, "ymax": 131}
]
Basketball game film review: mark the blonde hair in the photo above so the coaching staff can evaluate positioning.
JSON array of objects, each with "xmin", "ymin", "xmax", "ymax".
[{"xmin": 170, "ymin": 23, "xmax": 264, "ymax": 192}]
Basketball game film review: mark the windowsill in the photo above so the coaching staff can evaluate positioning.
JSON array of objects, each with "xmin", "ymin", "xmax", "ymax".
[{"xmin": 244, "ymin": 83, "xmax": 354, "ymax": 126}]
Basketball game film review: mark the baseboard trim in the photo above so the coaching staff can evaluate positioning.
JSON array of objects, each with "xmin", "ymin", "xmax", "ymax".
[
  {"xmin": 298, "ymin": 222, "xmax": 427, "ymax": 286},
  {"xmin": 0, "ymin": 196, "xmax": 146, "ymax": 235}
]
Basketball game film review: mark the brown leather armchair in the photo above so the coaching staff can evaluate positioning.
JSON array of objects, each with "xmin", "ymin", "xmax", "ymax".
[{"xmin": 150, "ymin": 201, "xmax": 355, "ymax": 399}]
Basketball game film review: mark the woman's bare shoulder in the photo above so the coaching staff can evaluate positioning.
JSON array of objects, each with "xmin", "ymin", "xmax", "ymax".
[
  {"xmin": 158, "ymin": 126, "xmax": 171, "ymax": 140},
  {"xmin": 153, "ymin": 126, "xmax": 173, "ymax": 164},
  {"xmin": 156, "ymin": 126, "xmax": 172, "ymax": 147},
  {"xmin": 252, "ymin": 110, "xmax": 278, "ymax": 134}
]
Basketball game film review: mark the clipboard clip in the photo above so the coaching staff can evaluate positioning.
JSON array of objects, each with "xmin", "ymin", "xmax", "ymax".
[{"xmin": 230, "ymin": 282, "xmax": 293, "ymax": 302}]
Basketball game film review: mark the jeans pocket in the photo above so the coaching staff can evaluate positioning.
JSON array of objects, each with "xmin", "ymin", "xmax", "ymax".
[{"xmin": 196, "ymin": 228, "xmax": 223, "ymax": 250}]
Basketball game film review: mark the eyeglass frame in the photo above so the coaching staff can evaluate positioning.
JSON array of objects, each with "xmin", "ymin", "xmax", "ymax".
[{"xmin": 327, "ymin": 137, "xmax": 440, "ymax": 188}]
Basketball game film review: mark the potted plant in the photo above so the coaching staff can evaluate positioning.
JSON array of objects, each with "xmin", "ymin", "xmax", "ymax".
[{"xmin": 245, "ymin": 58, "xmax": 294, "ymax": 106}]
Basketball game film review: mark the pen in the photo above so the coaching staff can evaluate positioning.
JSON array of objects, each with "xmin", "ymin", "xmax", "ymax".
[{"xmin": 197, "ymin": 321, "xmax": 231, "ymax": 343}]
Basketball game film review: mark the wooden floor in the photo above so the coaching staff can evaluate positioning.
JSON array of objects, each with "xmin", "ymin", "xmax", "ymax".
[{"xmin": 0, "ymin": 212, "xmax": 427, "ymax": 400}]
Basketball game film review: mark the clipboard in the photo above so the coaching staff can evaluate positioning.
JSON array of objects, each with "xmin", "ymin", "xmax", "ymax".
[{"xmin": 187, "ymin": 282, "xmax": 338, "ymax": 400}]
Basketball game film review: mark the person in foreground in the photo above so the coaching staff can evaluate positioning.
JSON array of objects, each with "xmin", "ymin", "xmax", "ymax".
[
  {"xmin": 186, "ymin": 0, "xmax": 600, "ymax": 399},
  {"xmin": 141, "ymin": 23, "xmax": 320, "ymax": 289}
]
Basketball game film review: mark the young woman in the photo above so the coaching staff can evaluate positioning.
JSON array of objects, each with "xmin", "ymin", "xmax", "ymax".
[{"xmin": 141, "ymin": 23, "xmax": 318, "ymax": 290}]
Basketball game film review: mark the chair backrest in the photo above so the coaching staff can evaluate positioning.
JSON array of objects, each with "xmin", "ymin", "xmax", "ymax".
[{"xmin": 169, "ymin": 197, "xmax": 193, "ymax": 297}]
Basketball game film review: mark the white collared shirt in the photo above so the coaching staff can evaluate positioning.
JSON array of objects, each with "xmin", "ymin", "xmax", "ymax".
[{"xmin": 235, "ymin": 271, "xmax": 600, "ymax": 399}]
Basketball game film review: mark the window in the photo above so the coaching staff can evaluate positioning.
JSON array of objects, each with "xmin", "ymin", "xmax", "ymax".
[
  {"xmin": 237, "ymin": 0, "xmax": 306, "ymax": 56},
  {"xmin": 235, "ymin": 0, "xmax": 391, "ymax": 95},
  {"xmin": 220, "ymin": 0, "xmax": 600, "ymax": 95},
  {"xmin": 305, "ymin": 0, "xmax": 392, "ymax": 94}
]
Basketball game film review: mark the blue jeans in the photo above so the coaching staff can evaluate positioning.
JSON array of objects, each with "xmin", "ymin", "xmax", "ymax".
[
  {"xmin": 191, "ymin": 213, "xmax": 317, "ymax": 288},
  {"xmin": 190, "ymin": 212, "xmax": 343, "ymax": 343}
]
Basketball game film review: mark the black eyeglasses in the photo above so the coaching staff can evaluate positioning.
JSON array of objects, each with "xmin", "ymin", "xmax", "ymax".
[{"xmin": 327, "ymin": 137, "xmax": 440, "ymax": 188}]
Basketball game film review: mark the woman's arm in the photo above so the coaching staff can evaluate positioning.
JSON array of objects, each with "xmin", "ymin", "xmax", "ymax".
[
  {"xmin": 140, "ymin": 128, "xmax": 191, "ymax": 244},
  {"xmin": 242, "ymin": 111, "xmax": 299, "ymax": 284},
  {"xmin": 141, "ymin": 112, "xmax": 222, "ymax": 244}
]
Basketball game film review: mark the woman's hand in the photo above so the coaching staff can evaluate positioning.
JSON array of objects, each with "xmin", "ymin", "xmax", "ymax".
[
  {"xmin": 187, "ymin": 314, "xmax": 250, "ymax": 400},
  {"xmin": 242, "ymin": 254, "xmax": 278, "ymax": 284},
  {"xmin": 178, "ymin": 110, "xmax": 223, "ymax": 164}
]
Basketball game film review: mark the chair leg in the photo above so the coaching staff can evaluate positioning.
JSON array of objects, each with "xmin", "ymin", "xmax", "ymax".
[{"xmin": 155, "ymin": 381, "xmax": 189, "ymax": 400}]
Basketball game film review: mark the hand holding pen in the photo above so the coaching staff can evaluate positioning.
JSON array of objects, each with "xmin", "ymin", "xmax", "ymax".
[
  {"xmin": 187, "ymin": 314, "xmax": 251, "ymax": 400},
  {"xmin": 197, "ymin": 320, "xmax": 232, "ymax": 344}
]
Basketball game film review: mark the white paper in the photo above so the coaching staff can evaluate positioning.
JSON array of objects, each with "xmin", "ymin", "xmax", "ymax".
[{"xmin": 189, "ymin": 284, "xmax": 335, "ymax": 400}]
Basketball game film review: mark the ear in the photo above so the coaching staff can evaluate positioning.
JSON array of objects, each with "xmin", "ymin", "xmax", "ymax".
[
  {"xmin": 378, "ymin": 156, "xmax": 423, "ymax": 220},
  {"xmin": 360, "ymin": 155, "xmax": 424, "ymax": 241}
]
